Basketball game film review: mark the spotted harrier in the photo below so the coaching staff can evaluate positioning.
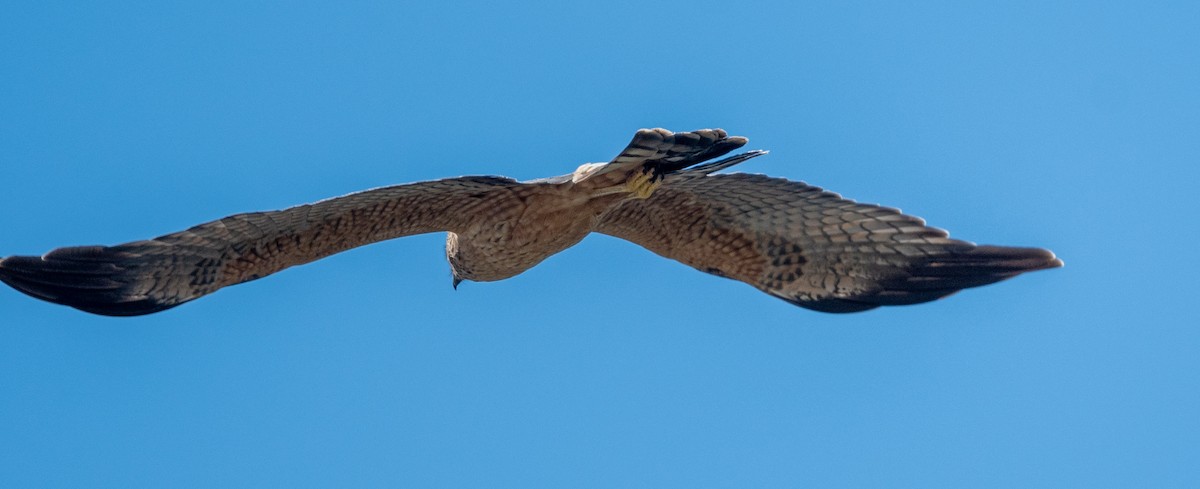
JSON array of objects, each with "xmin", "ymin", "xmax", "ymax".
[{"xmin": 0, "ymin": 128, "xmax": 1061, "ymax": 316}]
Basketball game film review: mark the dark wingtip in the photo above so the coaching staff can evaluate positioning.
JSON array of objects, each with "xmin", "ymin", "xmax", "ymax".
[
  {"xmin": 780, "ymin": 244, "xmax": 1062, "ymax": 313},
  {"xmin": 868, "ymin": 244, "xmax": 1062, "ymax": 307},
  {"xmin": 941, "ymin": 245, "xmax": 1063, "ymax": 280},
  {"xmin": 0, "ymin": 249, "xmax": 178, "ymax": 317}
]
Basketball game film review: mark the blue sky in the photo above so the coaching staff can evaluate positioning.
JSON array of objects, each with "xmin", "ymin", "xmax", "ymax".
[{"xmin": 1, "ymin": 1, "xmax": 1196, "ymax": 487}]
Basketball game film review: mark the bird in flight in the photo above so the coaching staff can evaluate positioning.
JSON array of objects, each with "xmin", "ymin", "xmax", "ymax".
[{"xmin": 0, "ymin": 128, "xmax": 1060, "ymax": 316}]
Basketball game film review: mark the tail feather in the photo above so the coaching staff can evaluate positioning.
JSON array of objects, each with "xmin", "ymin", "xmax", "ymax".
[
  {"xmin": 587, "ymin": 128, "xmax": 753, "ymax": 181},
  {"xmin": 675, "ymin": 150, "xmax": 769, "ymax": 176}
]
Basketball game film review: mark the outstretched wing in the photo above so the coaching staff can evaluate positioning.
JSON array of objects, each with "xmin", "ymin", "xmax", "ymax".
[
  {"xmin": 0, "ymin": 176, "xmax": 522, "ymax": 316},
  {"xmin": 596, "ymin": 173, "xmax": 1061, "ymax": 312},
  {"xmin": 574, "ymin": 128, "xmax": 749, "ymax": 183}
]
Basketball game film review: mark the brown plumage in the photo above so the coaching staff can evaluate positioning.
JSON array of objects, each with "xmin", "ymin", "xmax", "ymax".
[{"xmin": 0, "ymin": 128, "xmax": 1061, "ymax": 316}]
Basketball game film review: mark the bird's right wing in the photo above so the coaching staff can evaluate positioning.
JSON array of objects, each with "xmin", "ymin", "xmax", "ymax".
[
  {"xmin": 0, "ymin": 176, "xmax": 523, "ymax": 316},
  {"xmin": 596, "ymin": 173, "xmax": 1061, "ymax": 313}
]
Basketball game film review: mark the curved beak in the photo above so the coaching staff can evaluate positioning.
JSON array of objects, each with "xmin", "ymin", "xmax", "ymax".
[{"xmin": 452, "ymin": 277, "xmax": 463, "ymax": 290}]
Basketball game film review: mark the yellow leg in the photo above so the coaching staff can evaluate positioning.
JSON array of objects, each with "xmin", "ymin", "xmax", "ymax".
[{"xmin": 626, "ymin": 170, "xmax": 661, "ymax": 199}]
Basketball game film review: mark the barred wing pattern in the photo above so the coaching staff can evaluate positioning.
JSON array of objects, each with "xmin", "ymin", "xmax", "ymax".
[
  {"xmin": 596, "ymin": 173, "xmax": 1061, "ymax": 312},
  {"xmin": 0, "ymin": 176, "xmax": 520, "ymax": 316},
  {"xmin": 576, "ymin": 128, "xmax": 749, "ymax": 184},
  {"xmin": 608, "ymin": 128, "xmax": 749, "ymax": 172}
]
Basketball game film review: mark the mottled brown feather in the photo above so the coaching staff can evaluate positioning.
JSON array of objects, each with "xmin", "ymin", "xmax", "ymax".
[
  {"xmin": 0, "ymin": 176, "xmax": 521, "ymax": 315},
  {"xmin": 596, "ymin": 172, "xmax": 1062, "ymax": 312}
]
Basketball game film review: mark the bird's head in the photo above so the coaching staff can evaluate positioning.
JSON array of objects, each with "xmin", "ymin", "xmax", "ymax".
[{"xmin": 445, "ymin": 232, "xmax": 469, "ymax": 289}]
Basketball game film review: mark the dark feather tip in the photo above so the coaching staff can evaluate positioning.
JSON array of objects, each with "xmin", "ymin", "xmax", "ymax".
[{"xmin": 0, "ymin": 248, "xmax": 177, "ymax": 317}]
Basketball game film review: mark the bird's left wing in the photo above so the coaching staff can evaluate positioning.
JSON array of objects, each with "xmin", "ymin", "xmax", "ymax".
[
  {"xmin": 596, "ymin": 173, "xmax": 1061, "ymax": 313},
  {"xmin": 0, "ymin": 176, "xmax": 522, "ymax": 316}
]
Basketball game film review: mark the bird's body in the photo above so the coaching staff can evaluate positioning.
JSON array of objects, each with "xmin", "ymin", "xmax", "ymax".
[
  {"xmin": 445, "ymin": 179, "xmax": 616, "ymax": 283},
  {"xmin": 0, "ymin": 128, "xmax": 1061, "ymax": 316}
]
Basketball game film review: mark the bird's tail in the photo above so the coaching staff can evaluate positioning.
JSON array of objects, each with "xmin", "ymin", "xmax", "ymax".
[{"xmin": 675, "ymin": 150, "xmax": 769, "ymax": 176}]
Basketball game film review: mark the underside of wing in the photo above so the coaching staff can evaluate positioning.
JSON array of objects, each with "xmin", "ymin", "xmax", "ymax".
[
  {"xmin": 596, "ymin": 173, "xmax": 1061, "ymax": 312},
  {"xmin": 0, "ymin": 176, "xmax": 523, "ymax": 316}
]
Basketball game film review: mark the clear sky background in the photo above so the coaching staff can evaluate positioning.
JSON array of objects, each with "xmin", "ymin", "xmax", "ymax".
[{"xmin": 1, "ymin": 1, "xmax": 1196, "ymax": 487}]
